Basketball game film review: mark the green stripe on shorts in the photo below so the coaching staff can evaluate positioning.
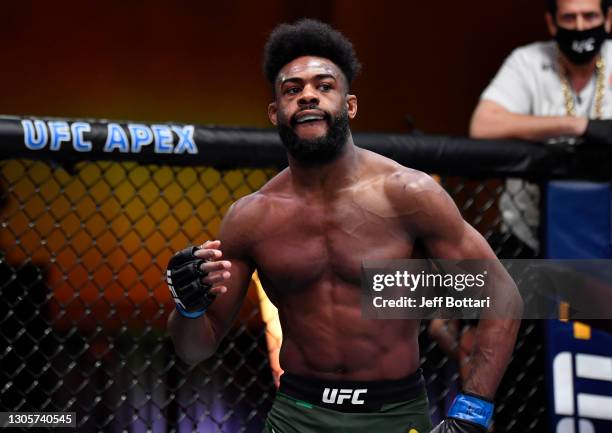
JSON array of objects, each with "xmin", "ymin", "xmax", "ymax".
[{"xmin": 277, "ymin": 392, "xmax": 314, "ymax": 409}]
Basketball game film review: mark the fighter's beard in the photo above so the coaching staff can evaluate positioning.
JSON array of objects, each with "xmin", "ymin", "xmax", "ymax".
[{"xmin": 277, "ymin": 108, "xmax": 349, "ymax": 165}]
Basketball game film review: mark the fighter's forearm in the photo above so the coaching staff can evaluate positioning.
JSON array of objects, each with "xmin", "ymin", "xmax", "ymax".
[
  {"xmin": 167, "ymin": 309, "xmax": 220, "ymax": 364},
  {"xmin": 462, "ymin": 318, "xmax": 521, "ymax": 399},
  {"xmin": 428, "ymin": 319, "xmax": 460, "ymax": 358}
]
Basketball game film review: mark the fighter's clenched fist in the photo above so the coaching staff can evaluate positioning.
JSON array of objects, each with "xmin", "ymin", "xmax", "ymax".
[{"xmin": 166, "ymin": 240, "xmax": 231, "ymax": 318}]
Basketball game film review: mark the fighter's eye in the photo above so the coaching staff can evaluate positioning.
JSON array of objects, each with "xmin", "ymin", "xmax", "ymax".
[
  {"xmin": 285, "ymin": 87, "xmax": 301, "ymax": 95},
  {"xmin": 319, "ymin": 83, "xmax": 332, "ymax": 91}
]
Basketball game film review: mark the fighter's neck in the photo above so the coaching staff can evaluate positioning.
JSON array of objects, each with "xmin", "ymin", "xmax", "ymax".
[{"xmin": 288, "ymin": 138, "xmax": 361, "ymax": 194}]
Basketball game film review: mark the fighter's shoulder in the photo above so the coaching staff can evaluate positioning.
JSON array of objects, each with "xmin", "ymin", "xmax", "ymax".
[
  {"xmin": 359, "ymin": 148, "xmax": 410, "ymax": 176},
  {"xmin": 382, "ymin": 165, "xmax": 442, "ymax": 202},
  {"xmin": 356, "ymin": 149, "xmax": 440, "ymax": 196},
  {"xmin": 382, "ymin": 167, "xmax": 463, "ymax": 233},
  {"xmin": 224, "ymin": 168, "xmax": 291, "ymax": 224},
  {"xmin": 224, "ymin": 192, "xmax": 264, "ymax": 225}
]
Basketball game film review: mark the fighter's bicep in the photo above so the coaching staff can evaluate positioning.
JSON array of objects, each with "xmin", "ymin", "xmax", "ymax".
[
  {"xmin": 415, "ymin": 185, "xmax": 495, "ymax": 260},
  {"xmin": 425, "ymin": 221, "xmax": 497, "ymax": 260},
  {"xmin": 207, "ymin": 195, "xmax": 258, "ymax": 337}
]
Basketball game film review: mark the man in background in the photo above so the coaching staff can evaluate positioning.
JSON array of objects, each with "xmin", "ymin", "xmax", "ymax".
[{"xmin": 470, "ymin": 0, "xmax": 612, "ymax": 257}]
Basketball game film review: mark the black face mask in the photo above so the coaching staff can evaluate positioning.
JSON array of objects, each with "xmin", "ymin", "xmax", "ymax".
[{"xmin": 555, "ymin": 24, "xmax": 608, "ymax": 65}]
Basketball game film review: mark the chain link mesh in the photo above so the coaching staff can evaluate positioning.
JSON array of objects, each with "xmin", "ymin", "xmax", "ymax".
[{"xmin": 0, "ymin": 159, "xmax": 544, "ymax": 432}]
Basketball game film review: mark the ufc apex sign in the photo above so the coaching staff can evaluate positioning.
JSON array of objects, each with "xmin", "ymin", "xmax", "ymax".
[{"xmin": 322, "ymin": 388, "xmax": 368, "ymax": 405}]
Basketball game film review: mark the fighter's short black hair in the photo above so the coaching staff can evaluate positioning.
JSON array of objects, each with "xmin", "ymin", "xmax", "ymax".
[
  {"xmin": 546, "ymin": 0, "xmax": 610, "ymax": 17},
  {"xmin": 263, "ymin": 19, "xmax": 361, "ymax": 87}
]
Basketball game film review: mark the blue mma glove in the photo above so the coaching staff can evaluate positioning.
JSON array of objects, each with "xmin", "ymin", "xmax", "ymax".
[{"xmin": 430, "ymin": 393, "xmax": 493, "ymax": 433}]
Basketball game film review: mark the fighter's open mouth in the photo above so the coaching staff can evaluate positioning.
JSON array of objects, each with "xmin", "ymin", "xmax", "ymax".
[{"xmin": 296, "ymin": 115, "xmax": 325, "ymax": 124}]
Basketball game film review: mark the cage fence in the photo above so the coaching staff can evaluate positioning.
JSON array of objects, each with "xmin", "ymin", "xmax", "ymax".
[{"xmin": 0, "ymin": 158, "xmax": 544, "ymax": 432}]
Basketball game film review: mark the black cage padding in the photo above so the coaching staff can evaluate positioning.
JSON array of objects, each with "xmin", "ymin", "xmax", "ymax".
[{"xmin": 2, "ymin": 115, "xmax": 610, "ymax": 179}]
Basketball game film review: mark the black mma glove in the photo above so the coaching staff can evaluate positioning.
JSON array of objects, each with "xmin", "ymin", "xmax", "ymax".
[
  {"xmin": 430, "ymin": 393, "xmax": 493, "ymax": 433},
  {"xmin": 582, "ymin": 119, "xmax": 612, "ymax": 147},
  {"xmin": 166, "ymin": 246, "xmax": 216, "ymax": 318}
]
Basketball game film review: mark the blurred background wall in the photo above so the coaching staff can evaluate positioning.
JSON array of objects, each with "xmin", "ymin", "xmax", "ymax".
[{"xmin": 1, "ymin": 0, "xmax": 548, "ymax": 135}]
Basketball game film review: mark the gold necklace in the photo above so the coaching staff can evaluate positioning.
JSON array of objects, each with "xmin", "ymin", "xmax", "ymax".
[{"xmin": 561, "ymin": 55, "xmax": 605, "ymax": 119}]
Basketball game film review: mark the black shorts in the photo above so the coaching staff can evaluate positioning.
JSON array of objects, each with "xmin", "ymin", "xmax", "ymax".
[{"xmin": 263, "ymin": 370, "xmax": 433, "ymax": 433}]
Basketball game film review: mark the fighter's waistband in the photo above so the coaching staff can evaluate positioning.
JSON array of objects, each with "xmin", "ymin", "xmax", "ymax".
[{"xmin": 278, "ymin": 369, "xmax": 426, "ymax": 413}]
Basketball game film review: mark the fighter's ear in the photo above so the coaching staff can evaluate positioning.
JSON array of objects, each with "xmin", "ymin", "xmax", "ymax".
[
  {"xmin": 605, "ymin": 6, "xmax": 612, "ymax": 33},
  {"xmin": 268, "ymin": 102, "xmax": 278, "ymax": 126},
  {"xmin": 346, "ymin": 94, "xmax": 358, "ymax": 120},
  {"xmin": 545, "ymin": 12, "xmax": 557, "ymax": 36}
]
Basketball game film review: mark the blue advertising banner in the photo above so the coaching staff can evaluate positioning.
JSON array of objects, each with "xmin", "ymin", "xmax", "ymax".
[
  {"xmin": 546, "ymin": 321, "xmax": 612, "ymax": 433},
  {"xmin": 546, "ymin": 181, "xmax": 612, "ymax": 433}
]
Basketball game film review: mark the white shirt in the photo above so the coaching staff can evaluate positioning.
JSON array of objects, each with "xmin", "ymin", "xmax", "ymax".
[{"xmin": 480, "ymin": 40, "xmax": 612, "ymax": 251}]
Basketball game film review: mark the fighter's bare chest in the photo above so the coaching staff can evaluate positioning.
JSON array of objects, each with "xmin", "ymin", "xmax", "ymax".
[{"xmin": 250, "ymin": 196, "xmax": 412, "ymax": 290}]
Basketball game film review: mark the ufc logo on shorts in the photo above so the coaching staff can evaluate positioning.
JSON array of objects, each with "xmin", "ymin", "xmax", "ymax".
[{"xmin": 322, "ymin": 388, "xmax": 367, "ymax": 405}]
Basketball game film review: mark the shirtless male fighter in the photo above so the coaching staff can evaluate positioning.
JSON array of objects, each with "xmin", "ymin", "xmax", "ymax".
[{"xmin": 167, "ymin": 19, "xmax": 522, "ymax": 433}]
